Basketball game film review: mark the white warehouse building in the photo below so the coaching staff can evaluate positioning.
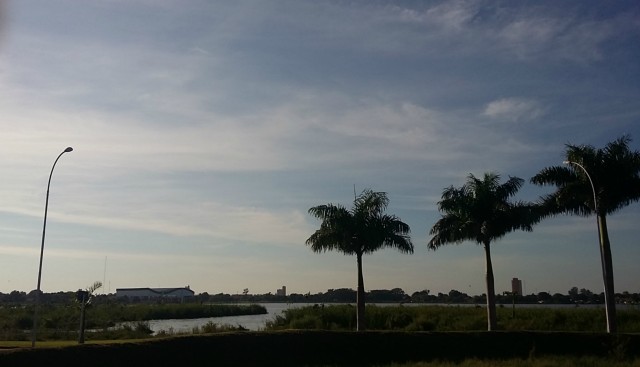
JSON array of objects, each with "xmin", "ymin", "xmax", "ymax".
[{"xmin": 115, "ymin": 286, "xmax": 195, "ymax": 300}]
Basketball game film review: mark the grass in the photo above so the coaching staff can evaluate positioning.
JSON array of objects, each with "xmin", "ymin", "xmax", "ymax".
[{"xmin": 0, "ymin": 338, "xmax": 150, "ymax": 348}]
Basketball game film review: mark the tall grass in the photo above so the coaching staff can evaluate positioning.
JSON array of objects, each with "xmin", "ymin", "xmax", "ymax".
[{"xmin": 266, "ymin": 304, "xmax": 640, "ymax": 332}]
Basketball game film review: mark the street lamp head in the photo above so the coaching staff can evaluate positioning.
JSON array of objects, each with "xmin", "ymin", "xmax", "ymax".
[
  {"xmin": 562, "ymin": 160, "xmax": 570, "ymax": 164},
  {"xmin": 64, "ymin": 147, "xmax": 73, "ymax": 153}
]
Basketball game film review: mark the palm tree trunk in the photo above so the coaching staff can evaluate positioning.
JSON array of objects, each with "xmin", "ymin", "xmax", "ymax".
[
  {"xmin": 597, "ymin": 214, "xmax": 617, "ymax": 333},
  {"xmin": 356, "ymin": 252, "xmax": 366, "ymax": 331},
  {"xmin": 484, "ymin": 241, "xmax": 497, "ymax": 331},
  {"xmin": 79, "ymin": 300, "xmax": 86, "ymax": 344}
]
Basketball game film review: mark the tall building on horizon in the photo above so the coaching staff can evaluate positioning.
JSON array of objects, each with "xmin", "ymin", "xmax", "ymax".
[{"xmin": 511, "ymin": 278, "xmax": 523, "ymax": 296}]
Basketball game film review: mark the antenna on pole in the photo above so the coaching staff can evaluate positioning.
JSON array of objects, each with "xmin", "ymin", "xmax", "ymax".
[
  {"xmin": 103, "ymin": 256, "xmax": 107, "ymax": 295},
  {"xmin": 353, "ymin": 184, "xmax": 357, "ymax": 201}
]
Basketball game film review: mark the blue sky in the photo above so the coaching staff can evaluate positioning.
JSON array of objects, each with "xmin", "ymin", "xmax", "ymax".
[{"xmin": 1, "ymin": 0, "xmax": 639, "ymax": 296}]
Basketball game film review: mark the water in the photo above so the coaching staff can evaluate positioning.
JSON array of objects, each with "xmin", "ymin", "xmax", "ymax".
[{"xmin": 145, "ymin": 303, "xmax": 313, "ymax": 334}]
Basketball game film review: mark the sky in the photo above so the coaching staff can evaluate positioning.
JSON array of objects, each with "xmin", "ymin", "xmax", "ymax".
[{"xmin": 1, "ymin": 0, "xmax": 639, "ymax": 297}]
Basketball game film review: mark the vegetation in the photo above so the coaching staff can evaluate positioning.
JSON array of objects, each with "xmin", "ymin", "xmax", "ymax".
[
  {"xmin": 532, "ymin": 135, "xmax": 640, "ymax": 333},
  {"xmin": 307, "ymin": 189, "xmax": 413, "ymax": 331},
  {"xmin": 0, "ymin": 301, "xmax": 266, "ymax": 341},
  {"xmin": 265, "ymin": 304, "xmax": 640, "ymax": 333},
  {"xmin": 428, "ymin": 173, "xmax": 539, "ymax": 330},
  {"xmin": 3, "ymin": 286, "xmax": 640, "ymax": 307}
]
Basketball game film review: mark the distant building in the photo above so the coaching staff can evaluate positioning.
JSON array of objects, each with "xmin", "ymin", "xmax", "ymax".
[
  {"xmin": 115, "ymin": 286, "xmax": 194, "ymax": 301},
  {"xmin": 276, "ymin": 286, "xmax": 286, "ymax": 296},
  {"xmin": 511, "ymin": 278, "xmax": 523, "ymax": 296}
]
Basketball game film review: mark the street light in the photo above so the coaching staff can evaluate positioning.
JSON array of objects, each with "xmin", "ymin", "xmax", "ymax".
[
  {"xmin": 563, "ymin": 160, "xmax": 600, "ymax": 248},
  {"xmin": 563, "ymin": 161, "xmax": 598, "ymax": 214},
  {"xmin": 563, "ymin": 160, "xmax": 615, "ymax": 333},
  {"xmin": 31, "ymin": 147, "xmax": 73, "ymax": 347}
]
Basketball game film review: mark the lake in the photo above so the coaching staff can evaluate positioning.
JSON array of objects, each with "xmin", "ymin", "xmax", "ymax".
[{"xmin": 145, "ymin": 303, "xmax": 311, "ymax": 334}]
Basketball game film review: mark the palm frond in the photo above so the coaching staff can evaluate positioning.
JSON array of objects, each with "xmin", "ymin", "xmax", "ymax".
[
  {"xmin": 530, "ymin": 166, "xmax": 574, "ymax": 186},
  {"xmin": 354, "ymin": 189, "xmax": 389, "ymax": 217},
  {"xmin": 496, "ymin": 176, "xmax": 524, "ymax": 199},
  {"xmin": 366, "ymin": 214, "xmax": 413, "ymax": 254},
  {"xmin": 308, "ymin": 204, "xmax": 346, "ymax": 220}
]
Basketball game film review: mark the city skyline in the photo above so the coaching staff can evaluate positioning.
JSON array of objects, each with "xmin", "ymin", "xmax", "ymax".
[{"xmin": 1, "ymin": 1, "xmax": 639, "ymax": 297}]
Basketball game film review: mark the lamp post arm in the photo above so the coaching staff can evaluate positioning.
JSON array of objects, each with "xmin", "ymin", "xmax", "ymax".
[{"xmin": 563, "ymin": 160, "xmax": 598, "ymax": 214}]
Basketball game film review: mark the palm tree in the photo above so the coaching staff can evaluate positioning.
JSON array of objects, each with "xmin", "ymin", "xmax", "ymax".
[
  {"xmin": 306, "ymin": 189, "xmax": 413, "ymax": 331},
  {"xmin": 428, "ymin": 173, "xmax": 539, "ymax": 331},
  {"xmin": 531, "ymin": 135, "xmax": 640, "ymax": 333}
]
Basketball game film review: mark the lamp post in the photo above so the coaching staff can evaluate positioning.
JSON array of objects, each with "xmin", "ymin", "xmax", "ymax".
[
  {"xmin": 563, "ymin": 161, "xmax": 598, "ymax": 216},
  {"xmin": 563, "ymin": 160, "xmax": 616, "ymax": 333},
  {"xmin": 31, "ymin": 147, "xmax": 73, "ymax": 347}
]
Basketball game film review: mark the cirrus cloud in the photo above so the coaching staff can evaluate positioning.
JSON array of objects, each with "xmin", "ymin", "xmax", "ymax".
[{"xmin": 483, "ymin": 97, "xmax": 546, "ymax": 122}]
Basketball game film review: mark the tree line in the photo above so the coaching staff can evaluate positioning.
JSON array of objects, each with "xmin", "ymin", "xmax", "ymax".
[{"xmin": 2, "ymin": 287, "xmax": 638, "ymax": 306}]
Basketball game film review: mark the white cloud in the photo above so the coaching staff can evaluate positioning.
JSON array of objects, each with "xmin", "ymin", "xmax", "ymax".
[
  {"xmin": 483, "ymin": 98, "xmax": 545, "ymax": 122},
  {"xmin": 389, "ymin": 2, "xmax": 631, "ymax": 64},
  {"xmin": 423, "ymin": 0, "xmax": 478, "ymax": 31},
  {"xmin": 309, "ymin": 102, "xmax": 437, "ymax": 146},
  {"xmin": 493, "ymin": 9, "xmax": 635, "ymax": 63},
  {"xmin": 498, "ymin": 17, "xmax": 569, "ymax": 58}
]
